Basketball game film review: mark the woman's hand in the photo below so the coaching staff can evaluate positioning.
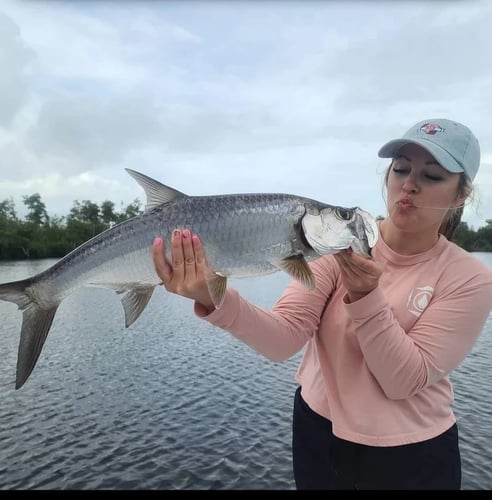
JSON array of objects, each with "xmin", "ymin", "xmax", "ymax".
[
  {"xmin": 332, "ymin": 249, "xmax": 383, "ymax": 303},
  {"xmin": 152, "ymin": 229, "xmax": 216, "ymax": 313}
]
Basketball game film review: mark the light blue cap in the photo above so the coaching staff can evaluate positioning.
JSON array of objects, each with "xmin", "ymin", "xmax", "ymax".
[{"xmin": 378, "ymin": 119, "xmax": 481, "ymax": 181}]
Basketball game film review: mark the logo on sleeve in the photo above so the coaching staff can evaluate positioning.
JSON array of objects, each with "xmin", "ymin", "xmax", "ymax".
[{"xmin": 407, "ymin": 286, "xmax": 434, "ymax": 317}]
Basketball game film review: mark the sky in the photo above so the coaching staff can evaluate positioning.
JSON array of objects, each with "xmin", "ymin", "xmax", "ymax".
[{"xmin": 1, "ymin": 0, "xmax": 491, "ymax": 229}]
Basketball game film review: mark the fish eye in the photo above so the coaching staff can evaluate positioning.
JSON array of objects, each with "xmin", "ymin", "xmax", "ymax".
[{"xmin": 335, "ymin": 207, "xmax": 352, "ymax": 221}]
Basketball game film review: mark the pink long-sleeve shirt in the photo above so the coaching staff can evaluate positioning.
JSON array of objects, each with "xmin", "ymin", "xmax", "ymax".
[{"xmin": 196, "ymin": 235, "xmax": 492, "ymax": 446}]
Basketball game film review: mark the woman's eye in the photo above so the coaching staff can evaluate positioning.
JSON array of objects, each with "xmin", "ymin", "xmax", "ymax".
[
  {"xmin": 335, "ymin": 207, "xmax": 352, "ymax": 220},
  {"xmin": 392, "ymin": 168, "xmax": 442, "ymax": 181},
  {"xmin": 425, "ymin": 174, "xmax": 443, "ymax": 181},
  {"xmin": 392, "ymin": 168, "xmax": 408, "ymax": 175}
]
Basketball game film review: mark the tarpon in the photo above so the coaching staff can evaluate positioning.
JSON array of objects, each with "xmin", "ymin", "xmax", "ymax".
[{"xmin": 0, "ymin": 169, "xmax": 379, "ymax": 389}]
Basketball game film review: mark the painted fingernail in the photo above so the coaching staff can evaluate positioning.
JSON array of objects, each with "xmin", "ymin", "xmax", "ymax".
[
  {"xmin": 173, "ymin": 229, "xmax": 181, "ymax": 239},
  {"xmin": 153, "ymin": 237, "xmax": 162, "ymax": 247},
  {"xmin": 183, "ymin": 229, "xmax": 190, "ymax": 239}
]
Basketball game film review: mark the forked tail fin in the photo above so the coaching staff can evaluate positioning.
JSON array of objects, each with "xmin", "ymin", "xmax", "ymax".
[{"xmin": 0, "ymin": 279, "xmax": 58, "ymax": 390}]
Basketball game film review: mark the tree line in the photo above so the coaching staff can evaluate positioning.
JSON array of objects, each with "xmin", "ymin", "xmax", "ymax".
[
  {"xmin": 0, "ymin": 193, "xmax": 491, "ymax": 261},
  {"xmin": 0, "ymin": 194, "xmax": 143, "ymax": 260}
]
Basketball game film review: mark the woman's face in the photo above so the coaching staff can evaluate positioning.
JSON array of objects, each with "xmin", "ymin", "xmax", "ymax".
[{"xmin": 386, "ymin": 143, "xmax": 463, "ymax": 233}]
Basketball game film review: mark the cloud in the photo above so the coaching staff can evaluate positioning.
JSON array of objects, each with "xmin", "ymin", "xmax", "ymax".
[
  {"xmin": 328, "ymin": 3, "xmax": 492, "ymax": 108},
  {"xmin": 27, "ymin": 95, "xmax": 163, "ymax": 169},
  {"xmin": 0, "ymin": 0, "xmax": 491, "ymax": 231},
  {"xmin": 0, "ymin": 11, "xmax": 36, "ymax": 126}
]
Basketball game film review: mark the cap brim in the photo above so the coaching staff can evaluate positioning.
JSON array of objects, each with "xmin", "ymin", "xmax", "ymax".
[{"xmin": 378, "ymin": 138, "xmax": 464, "ymax": 174}]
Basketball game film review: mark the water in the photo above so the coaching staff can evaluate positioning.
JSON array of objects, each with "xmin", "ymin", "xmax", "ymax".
[{"xmin": 0, "ymin": 254, "xmax": 491, "ymax": 490}]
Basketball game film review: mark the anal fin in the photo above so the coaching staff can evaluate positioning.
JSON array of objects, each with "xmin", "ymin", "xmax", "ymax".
[{"xmin": 119, "ymin": 286, "xmax": 156, "ymax": 327}]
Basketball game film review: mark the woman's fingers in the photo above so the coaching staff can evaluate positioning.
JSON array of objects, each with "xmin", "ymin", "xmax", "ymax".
[
  {"xmin": 333, "ymin": 251, "xmax": 360, "ymax": 279},
  {"xmin": 153, "ymin": 229, "xmax": 207, "ymax": 285},
  {"xmin": 170, "ymin": 229, "xmax": 186, "ymax": 282},
  {"xmin": 333, "ymin": 249, "xmax": 382, "ymax": 299},
  {"xmin": 153, "ymin": 229, "xmax": 212, "ymax": 297},
  {"xmin": 182, "ymin": 229, "xmax": 198, "ymax": 278},
  {"xmin": 151, "ymin": 230, "xmax": 215, "ymax": 308},
  {"xmin": 335, "ymin": 250, "xmax": 374, "ymax": 277},
  {"xmin": 152, "ymin": 230, "xmax": 189, "ymax": 289},
  {"xmin": 152, "ymin": 236, "xmax": 172, "ymax": 283},
  {"xmin": 192, "ymin": 233, "xmax": 207, "ymax": 273}
]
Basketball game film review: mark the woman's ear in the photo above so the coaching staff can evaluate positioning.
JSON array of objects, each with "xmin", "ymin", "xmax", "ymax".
[{"xmin": 454, "ymin": 193, "xmax": 467, "ymax": 208}]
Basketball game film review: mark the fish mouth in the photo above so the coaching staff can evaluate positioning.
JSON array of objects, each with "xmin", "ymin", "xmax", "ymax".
[{"xmin": 353, "ymin": 208, "xmax": 379, "ymax": 255}]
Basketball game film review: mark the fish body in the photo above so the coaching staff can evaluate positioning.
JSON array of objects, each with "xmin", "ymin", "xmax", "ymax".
[{"xmin": 0, "ymin": 169, "xmax": 378, "ymax": 389}]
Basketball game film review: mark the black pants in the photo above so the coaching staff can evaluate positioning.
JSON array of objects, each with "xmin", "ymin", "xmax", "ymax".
[{"xmin": 292, "ymin": 386, "xmax": 461, "ymax": 490}]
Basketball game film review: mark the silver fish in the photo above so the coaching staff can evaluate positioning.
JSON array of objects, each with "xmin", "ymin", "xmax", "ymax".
[{"xmin": 0, "ymin": 169, "xmax": 378, "ymax": 389}]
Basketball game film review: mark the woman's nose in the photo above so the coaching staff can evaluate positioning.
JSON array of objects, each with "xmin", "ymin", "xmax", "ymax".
[{"xmin": 402, "ymin": 175, "xmax": 419, "ymax": 193}]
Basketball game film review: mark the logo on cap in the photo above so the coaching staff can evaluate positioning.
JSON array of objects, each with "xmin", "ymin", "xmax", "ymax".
[{"xmin": 419, "ymin": 123, "xmax": 445, "ymax": 135}]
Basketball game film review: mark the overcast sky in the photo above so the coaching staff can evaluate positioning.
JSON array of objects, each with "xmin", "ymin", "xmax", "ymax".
[{"xmin": 1, "ymin": 0, "xmax": 491, "ymax": 229}]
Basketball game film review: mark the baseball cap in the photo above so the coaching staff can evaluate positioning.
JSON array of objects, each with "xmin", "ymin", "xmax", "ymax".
[{"xmin": 378, "ymin": 119, "xmax": 481, "ymax": 181}]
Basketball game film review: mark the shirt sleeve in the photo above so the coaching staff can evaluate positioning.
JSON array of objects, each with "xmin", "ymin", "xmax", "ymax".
[
  {"xmin": 347, "ymin": 272, "xmax": 492, "ymax": 400},
  {"xmin": 195, "ymin": 256, "xmax": 339, "ymax": 361}
]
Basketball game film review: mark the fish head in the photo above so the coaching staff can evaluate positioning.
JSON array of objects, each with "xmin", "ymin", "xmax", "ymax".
[{"xmin": 301, "ymin": 204, "xmax": 379, "ymax": 257}]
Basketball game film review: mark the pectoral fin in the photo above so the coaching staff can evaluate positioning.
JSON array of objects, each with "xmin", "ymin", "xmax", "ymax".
[
  {"xmin": 279, "ymin": 255, "xmax": 316, "ymax": 290},
  {"xmin": 205, "ymin": 272, "xmax": 228, "ymax": 309}
]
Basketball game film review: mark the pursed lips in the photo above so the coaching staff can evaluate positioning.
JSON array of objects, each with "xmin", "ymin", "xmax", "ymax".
[{"xmin": 397, "ymin": 198, "xmax": 415, "ymax": 208}]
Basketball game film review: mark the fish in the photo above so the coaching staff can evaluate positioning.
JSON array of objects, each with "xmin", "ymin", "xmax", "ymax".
[{"xmin": 0, "ymin": 168, "xmax": 379, "ymax": 389}]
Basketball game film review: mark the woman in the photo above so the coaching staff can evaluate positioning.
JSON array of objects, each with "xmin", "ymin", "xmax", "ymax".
[{"xmin": 152, "ymin": 119, "xmax": 492, "ymax": 490}]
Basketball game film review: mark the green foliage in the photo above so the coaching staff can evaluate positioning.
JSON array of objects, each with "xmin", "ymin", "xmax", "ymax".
[
  {"xmin": 0, "ymin": 198, "xmax": 17, "ymax": 220},
  {"xmin": 474, "ymin": 222, "xmax": 492, "ymax": 252},
  {"xmin": 453, "ymin": 219, "xmax": 492, "ymax": 252},
  {"xmin": 23, "ymin": 193, "xmax": 48, "ymax": 226},
  {"xmin": 453, "ymin": 222, "xmax": 475, "ymax": 251},
  {"xmin": 0, "ymin": 195, "xmax": 144, "ymax": 260}
]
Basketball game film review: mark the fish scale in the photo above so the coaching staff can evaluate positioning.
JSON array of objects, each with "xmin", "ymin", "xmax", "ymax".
[
  {"xmin": 154, "ymin": 193, "xmax": 310, "ymax": 276},
  {"xmin": 0, "ymin": 168, "xmax": 378, "ymax": 389}
]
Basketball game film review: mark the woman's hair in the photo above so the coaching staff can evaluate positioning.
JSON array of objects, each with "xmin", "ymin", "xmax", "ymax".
[{"xmin": 383, "ymin": 163, "xmax": 474, "ymax": 241}]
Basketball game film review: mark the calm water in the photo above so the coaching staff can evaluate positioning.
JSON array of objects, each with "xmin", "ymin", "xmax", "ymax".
[{"xmin": 0, "ymin": 253, "xmax": 491, "ymax": 490}]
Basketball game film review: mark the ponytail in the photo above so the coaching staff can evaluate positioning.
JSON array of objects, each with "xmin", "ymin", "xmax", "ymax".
[
  {"xmin": 438, "ymin": 175, "xmax": 473, "ymax": 241},
  {"xmin": 439, "ymin": 205, "xmax": 464, "ymax": 241}
]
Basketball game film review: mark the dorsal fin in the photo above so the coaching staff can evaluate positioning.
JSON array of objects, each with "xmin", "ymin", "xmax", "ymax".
[{"xmin": 125, "ymin": 168, "xmax": 188, "ymax": 211}]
